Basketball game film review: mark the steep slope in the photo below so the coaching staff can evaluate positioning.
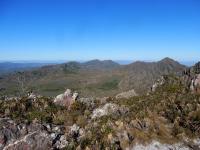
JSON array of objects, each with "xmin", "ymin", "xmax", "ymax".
[{"xmin": 118, "ymin": 57, "xmax": 186, "ymax": 94}]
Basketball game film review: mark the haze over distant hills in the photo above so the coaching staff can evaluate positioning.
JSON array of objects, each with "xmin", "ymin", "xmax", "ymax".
[
  {"xmin": 0, "ymin": 57, "xmax": 187, "ymax": 97},
  {"xmin": 0, "ymin": 62, "xmax": 56, "ymax": 75},
  {"xmin": 0, "ymin": 58, "xmax": 195, "ymax": 75}
]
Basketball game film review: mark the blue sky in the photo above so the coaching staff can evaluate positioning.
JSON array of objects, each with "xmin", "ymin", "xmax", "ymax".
[{"xmin": 0, "ymin": 0, "xmax": 200, "ymax": 61}]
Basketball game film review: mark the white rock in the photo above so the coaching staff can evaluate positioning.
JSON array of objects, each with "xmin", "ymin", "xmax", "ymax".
[
  {"xmin": 70, "ymin": 124, "xmax": 80, "ymax": 134},
  {"xmin": 151, "ymin": 76, "xmax": 165, "ymax": 92},
  {"xmin": 50, "ymin": 133, "xmax": 56, "ymax": 139},
  {"xmin": 54, "ymin": 135, "xmax": 68, "ymax": 149},
  {"xmin": 116, "ymin": 89, "xmax": 138, "ymax": 99},
  {"xmin": 64, "ymin": 89, "xmax": 72, "ymax": 96},
  {"xmin": 132, "ymin": 141, "xmax": 190, "ymax": 150},
  {"xmin": 91, "ymin": 103, "xmax": 119, "ymax": 119},
  {"xmin": 72, "ymin": 91, "xmax": 78, "ymax": 101},
  {"xmin": 54, "ymin": 89, "xmax": 78, "ymax": 109}
]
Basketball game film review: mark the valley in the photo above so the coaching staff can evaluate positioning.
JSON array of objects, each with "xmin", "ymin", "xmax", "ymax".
[{"xmin": 0, "ymin": 58, "xmax": 186, "ymax": 97}]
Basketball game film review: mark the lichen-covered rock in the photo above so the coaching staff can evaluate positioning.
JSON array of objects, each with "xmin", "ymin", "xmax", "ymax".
[
  {"xmin": 189, "ymin": 74, "xmax": 200, "ymax": 94},
  {"xmin": 131, "ymin": 140, "xmax": 200, "ymax": 150},
  {"xmin": 0, "ymin": 118, "xmax": 72, "ymax": 150},
  {"xmin": 4, "ymin": 131, "xmax": 52, "ymax": 150},
  {"xmin": 54, "ymin": 89, "xmax": 78, "ymax": 109},
  {"xmin": 0, "ymin": 118, "xmax": 52, "ymax": 150},
  {"xmin": 91, "ymin": 103, "xmax": 119, "ymax": 119},
  {"xmin": 78, "ymin": 97, "xmax": 96, "ymax": 108},
  {"xmin": 91, "ymin": 103, "xmax": 128, "ymax": 119},
  {"xmin": 53, "ymin": 135, "xmax": 68, "ymax": 149},
  {"xmin": 151, "ymin": 76, "xmax": 165, "ymax": 92}
]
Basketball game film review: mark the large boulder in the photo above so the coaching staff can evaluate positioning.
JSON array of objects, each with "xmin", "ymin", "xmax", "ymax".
[{"xmin": 54, "ymin": 89, "xmax": 78, "ymax": 109}]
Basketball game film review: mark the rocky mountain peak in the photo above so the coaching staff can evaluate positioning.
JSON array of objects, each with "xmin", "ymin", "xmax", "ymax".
[{"xmin": 158, "ymin": 57, "xmax": 183, "ymax": 66}]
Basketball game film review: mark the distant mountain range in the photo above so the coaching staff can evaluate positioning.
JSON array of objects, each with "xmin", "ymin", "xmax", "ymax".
[
  {"xmin": 0, "ymin": 59, "xmax": 195, "ymax": 75},
  {"xmin": 0, "ymin": 58, "xmax": 187, "ymax": 97},
  {"xmin": 0, "ymin": 62, "xmax": 56, "ymax": 75}
]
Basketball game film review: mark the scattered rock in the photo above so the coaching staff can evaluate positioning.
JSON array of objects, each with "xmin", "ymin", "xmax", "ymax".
[
  {"xmin": 78, "ymin": 97, "xmax": 96, "ymax": 108},
  {"xmin": 132, "ymin": 140, "xmax": 191, "ymax": 150},
  {"xmin": 0, "ymin": 118, "xmax": 70, "ymax": 150},
  {"xmin": 91, "ymin": 103, "xmax": 119, "ymax": 119},
  {"xmin": 53, "ymin": 135, "xmax": 68, "ymax": 149},
  {"xmin": 28, "ymin": 92, "xmax": 37, "ymax": 101},
  {"xmin": 116, "ymin": 89, "xmax": 138, "ymax": 99}
]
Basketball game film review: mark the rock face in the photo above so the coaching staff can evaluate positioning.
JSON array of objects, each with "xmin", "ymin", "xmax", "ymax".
[
  {"xmin": 190, "ymin": 74, "xmax": 200, "ymax": 93},
  {"xmin": 4, "ymin": 132, "xmax": 52, "ymax": 150},
  {"xmin": 115, "ymin": 89, "xmax": 138, "ymax": 99},
  {"xmin": 0, "ymin": 118, "xmax": 80, "ymax": 150},
  {"xmin": 151, "ymin": 76, "xmax": 165, "ymax": 92},
  {"xmin": 131, "ymin": 140, "xmax": 197, "ymax": 150},
  {"xmin": 54, "ymin": 89, "xmax": 78, "ymax": 109},
  {"xmin": 183, "ymin": 62, "xmax": 200, "ymax": 94},
  {"xmin": 0, "ymin": 118, "xmax": 52, "ymax": 150}
]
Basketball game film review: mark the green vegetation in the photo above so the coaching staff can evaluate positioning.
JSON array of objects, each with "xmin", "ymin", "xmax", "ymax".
[
  {"xmin": 62, "ymin": 62, "xmax": 81, "ymax": 74},
  {"xmin": 0, "ymin": 73, "xmax": 200, "ymax": 149},
  {"xmin": 0, "ymin": 58, "xmax": 186, "ymax": 97},
  {"xmin": 98, "ymin": 79, "xmax": 119, "ymax": 90}
]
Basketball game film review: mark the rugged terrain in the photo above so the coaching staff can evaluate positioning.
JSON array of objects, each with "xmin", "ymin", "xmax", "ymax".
[
  {"xmin": 0, "ymin": 61, "xmax": 199, "ymax": 150},
  {"xmin": 0, "ymin": 58, "xmax": 186, "ymax": 97}
]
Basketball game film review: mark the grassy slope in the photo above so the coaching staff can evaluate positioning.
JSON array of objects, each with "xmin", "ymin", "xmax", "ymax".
[{"xmin": 0, "ymin": 58, "xmax": 186, "ymax": 97}]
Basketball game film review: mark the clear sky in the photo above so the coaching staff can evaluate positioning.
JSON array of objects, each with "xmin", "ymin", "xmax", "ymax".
[{"xmin": 0, "ymin": 0, "xmax": 200, "ymax": 61}]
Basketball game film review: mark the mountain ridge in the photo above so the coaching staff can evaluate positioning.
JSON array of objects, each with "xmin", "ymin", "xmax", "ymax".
[{"xmin": 0, "ymin": 58, "xmax": 187, "ymax": 97}]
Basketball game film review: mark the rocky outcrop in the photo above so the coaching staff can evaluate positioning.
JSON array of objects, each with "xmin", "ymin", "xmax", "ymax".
[
  {"xmin": 132, "ymin": 140, "xmax": 200, "ymax": 150},
  {"xmin": 192, "ymin": 62, "xmax": 200, "ymax": 74},
  {"xmin": 4, "ymin": 131, "xmax": 52, "ymax": 150},
  {"xmin": 0, "ymin": 118, "xmax": 70, "ymax": 150},
  {"xmin": 91, "ymin": 103, "xmax": 119, "ymax": 119},
  {"xmin": 91, "ymin": 103, "xmax": 129, "ymax": 119},
  {"xmin": 54, "ymin": 89, "xmax": 78, "ymax": 109},
  {"xmin": 151, "ymin": 76, "xmax": 165, "ymax": 92},
  {"xmin": 183, "ymin": 62, "xmax": 200, "ymax": 94},
  {"xmin": 190, "ymin": 74, "xmax": 200, "ymax": 93},
  {"xmin": 115, "ymin": 89, "xmax": 138, "ymax": 99},
  {"xmin": 78, "ymin": 97, "xmax": 96, "ymax": 108}
]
